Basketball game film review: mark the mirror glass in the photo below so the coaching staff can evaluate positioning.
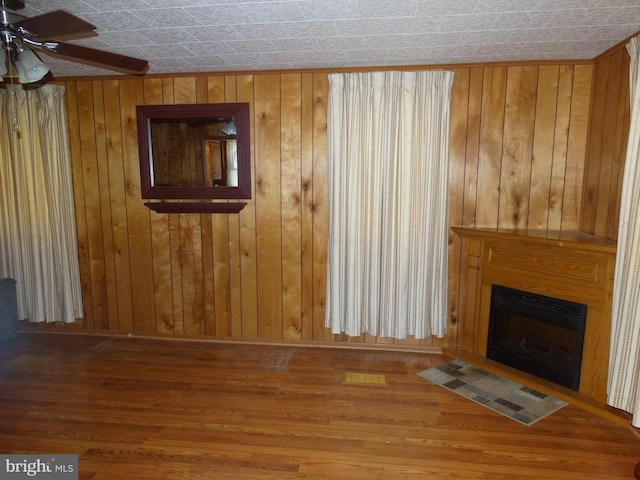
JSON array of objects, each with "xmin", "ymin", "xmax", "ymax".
[{"xmin": 137, "ymin": 103, "xmax": 251, "ymax": 200}]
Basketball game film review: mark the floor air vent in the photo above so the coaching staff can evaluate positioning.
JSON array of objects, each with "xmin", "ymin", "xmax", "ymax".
[{"xmin": 341, "ymin": 372, "xmax": 388, "ymax": 386}]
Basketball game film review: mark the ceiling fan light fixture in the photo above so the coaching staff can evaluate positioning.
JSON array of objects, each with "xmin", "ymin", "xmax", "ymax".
[
  {"xmin": 15, "ymin": 48, "xmax": 49, "ymax": 83},
  {"xmin": 221, "ymin": 120, "xmax": 236, "ymax": 136}
]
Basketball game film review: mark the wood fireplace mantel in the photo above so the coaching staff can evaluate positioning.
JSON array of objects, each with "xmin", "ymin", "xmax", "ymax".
[{"xmin": 452, "ymin": 227, "xmax": 617, "ymax": 404}]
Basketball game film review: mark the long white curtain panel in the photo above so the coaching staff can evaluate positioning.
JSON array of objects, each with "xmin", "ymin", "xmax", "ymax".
[
  {"xmin": 608, "ymin": 35, "xmax": 640, "ymax": 426},
  {"xmin": 0, "ymin": 84, "xmax": 83, "ymax": 323},
  {"xmin": 325, "ymin": 70, "xmax": 454, "ymax": 339}
]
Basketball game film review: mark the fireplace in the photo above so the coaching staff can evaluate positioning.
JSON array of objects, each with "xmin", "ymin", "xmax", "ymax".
[{"xmin": 487, "ymin": 285, "xmax": 587, "ymax": 390}]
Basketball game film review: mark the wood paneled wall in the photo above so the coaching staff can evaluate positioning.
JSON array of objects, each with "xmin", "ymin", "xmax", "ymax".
[
  {"xmin": 62, "ymin": 62, "xmax": 597, "ymax": 348},
  {"xmin": 582, "ymin": 46, "xmax": 631, "ymax": 241}
]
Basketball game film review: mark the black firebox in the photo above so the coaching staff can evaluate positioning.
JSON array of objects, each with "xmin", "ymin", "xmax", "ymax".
[{"xmin": 487, "ymin": 285, "xmax": 587, "ymax": 390}]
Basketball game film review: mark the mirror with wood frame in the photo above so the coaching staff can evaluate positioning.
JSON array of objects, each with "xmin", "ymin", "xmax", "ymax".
[{"xmin": 136, "ymin": 103, "xmax": 251, "ymax": 213}]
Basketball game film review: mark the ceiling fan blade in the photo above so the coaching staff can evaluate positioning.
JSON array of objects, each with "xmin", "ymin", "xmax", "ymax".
[
  {"xmin": 14, "ymin": 10, "xmax": 96, "ymax": 41},
  {"xmin": 46, "ymin": 42, "xmax": 149, "ymax": 75},
  {"xmin": 3, "ymin": 0, "xmax": 25, "ymax": 10}
]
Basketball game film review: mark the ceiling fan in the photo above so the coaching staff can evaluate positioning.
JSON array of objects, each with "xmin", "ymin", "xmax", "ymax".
[{"xmin": 0, "ymin": 0, "xmax": 148, "ymax": 83}]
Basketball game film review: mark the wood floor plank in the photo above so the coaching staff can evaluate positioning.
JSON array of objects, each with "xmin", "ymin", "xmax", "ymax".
[{"xmin": 0, "ymin": 333, "xmax": 638, "ymax": 479}]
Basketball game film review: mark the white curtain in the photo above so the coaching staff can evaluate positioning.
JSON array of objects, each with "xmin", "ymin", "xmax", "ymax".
[
  {"xmin": 608, "ymin": 36, "xmax": 640, "ymax": 426},
  {"xmin": 0, "ymin": 84, "xmax": 83, "ymax": 323},
  {"xmin": 226, "ymin": 140, "xmax": 238, "ymax": 186},
  {"xmin": 325, "ymin": 70, "xmax": 454, "ymax": 339}
]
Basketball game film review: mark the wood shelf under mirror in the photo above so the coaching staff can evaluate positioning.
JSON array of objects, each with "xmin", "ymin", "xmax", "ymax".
[{"xmin": 144, "ymin": 202, "xmax": 247, "ymax": 214}]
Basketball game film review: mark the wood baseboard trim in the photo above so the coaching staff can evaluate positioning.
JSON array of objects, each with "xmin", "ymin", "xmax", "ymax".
[
  {"xmin": 18, "ymin": 329, "xmax": 444, "ymax": 354},
  {"xmin": 443, "ymin": 347, "xmax": 631, "ymax": 428}
]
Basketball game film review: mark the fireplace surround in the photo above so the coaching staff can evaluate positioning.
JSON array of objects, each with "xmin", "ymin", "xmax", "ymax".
[
  {"xmin": 452, "ymin": 227, "xmax": 616, "ymax": 404},
  {"xmin": 487, "ymin": 284, "xmax": 587, "ymax": 390}
]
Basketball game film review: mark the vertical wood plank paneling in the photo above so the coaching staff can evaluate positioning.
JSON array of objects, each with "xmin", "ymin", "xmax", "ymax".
[
  {"xmin": 499, "ymin": 66, "xmax": 537, "ymax": 229},
  {"xmin": 168, "ymin": 213, "xmax": 183, "ymax": 335},
  {"xmin": 90, "ymin": 80, "xmax": 118, "ymax": 330},
  {"xmin": 92, "ymin": 81, "xmax": 119, "ymax": 331},
  {"xmin": 610, "ymin": 54, "xmax": 630, "ymax": 239},
  {"xmin": 174, "ymin": 78, "xmax": 205, "ymax": 336},
  {"xmin": 476, "ymin": 67, "xmax": 506, "ymax": 228},
  {"xmin": 196, "ymin": 77, "xmax": 208, "ymax": 103},
  {"xmin": 181, "ymin": 215, "xmax": 205, "ymax": 336},
  {"xmin": 212, "ymin": 217, "xmax": 231, "ymax": 337},
  {"xmin": 438, "ymin": 67, "xmax": 470, "ymax": 348},
  {"xmin": 547, "ymin": 65, "xmax": 574, "ymax": 231},
  {"xmin": 62, "ymin": 60, "xmax": 609, "ymax": 349},
  {"xmin": 143, "ymin": 78, "xmax": 173, "ymax": 334},
  {"xmin": 462, "ymin": 67, "xmax": 483, "ymax": 227},
  {"xmin": 254, "ymin": 74, "xmax": 284, "ymax": 339},
  {"xmin": 281, "ymin": 74, "xmax": 304, "ymax": 340},
  {"xmin": 119, "ymin": 78, "xmax": 154, "ymax": 333},
  {"xmin": 203, "ymin": 76, "xmax": 227, "ymax": 336},
  {"xmin": 223, "ymin": 76, "xmax": 243, "ymax": 337},
  {"xmin": 237, "ymin": 75, "xmax": 259, "ymax": 338},
  {"xmin": 102, "ymin": 80, "xmax": 133, "ymax": 331},
  {"xmin": 529, "ymin": 66, "xmax": 559, "ymax": 231},
  {"xmin": 102, "ymin": 80, "xmax": 137, "ymax": 330},
  {"xmin": 449, "ymin": 68, "xmax": 472, "ymax": 350},
  {"xmin": 162, "ymin": 78, "xmax": 174, "ymax": 104},
  {"xmin": 563, "ymin": 64, "xmax": 593, "ymax": 231},
  {"xmin": 64, "ymin": 81, "xmax": 93, "ymax": 327},
  {"xmin": 311, "ymin": 73, "xmax": 331, "ymax": 341},
  {"xmin": 174, "ymin": 77, "xmax": 196, "ymax": 102},
  {"xmin": 594, "ymin": 52, "xmax": 624, "ymax": 237},
  {"xmin": 150, "ymin": 206, "xmax": 173, "ymax": 334},
  {"xmin": 582, "ymin": 47, "xmax": 628, "ymax": 240},
  {"xmin": 600, "ymin": 49, "xmax": 629, "ymax": 239},
  {"xmin": 76, "ymin": 80, "xmax": 108, "ymax": 329},
  {"xmin": 455, "ymin": 67, "xmax": 483, "ymax": 352},
  {"xmin": 300, "ymin": 73, "xmax": 315, "ymax": 342},
  {"xmin": 143, "ymin": 78, "xmax": 175, "ymax": 333},
  {"xmin": 164, "ymin": 80, "xmax": 187, "ymax": 335},
  {"xmin": 195, "ymin": 76, "xmax": 215, "ymax": 336},
  {"xmin": 583, "ymin": 60, "xmax": 608, "ymax": 236},
  {"xmin": 173, "ymin": 78, "xmax": 198, "ymax": 336}
]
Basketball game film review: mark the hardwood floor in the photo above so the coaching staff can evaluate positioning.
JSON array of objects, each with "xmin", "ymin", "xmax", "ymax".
[{"xmin": 0, "ymin": 333, "xmax": 638, "ymax": 479}]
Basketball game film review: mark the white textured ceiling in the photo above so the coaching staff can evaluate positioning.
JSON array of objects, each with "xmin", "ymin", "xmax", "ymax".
[{"xmin": 16, "ymin": 0, "xmax": 640, "ymax": 78}]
